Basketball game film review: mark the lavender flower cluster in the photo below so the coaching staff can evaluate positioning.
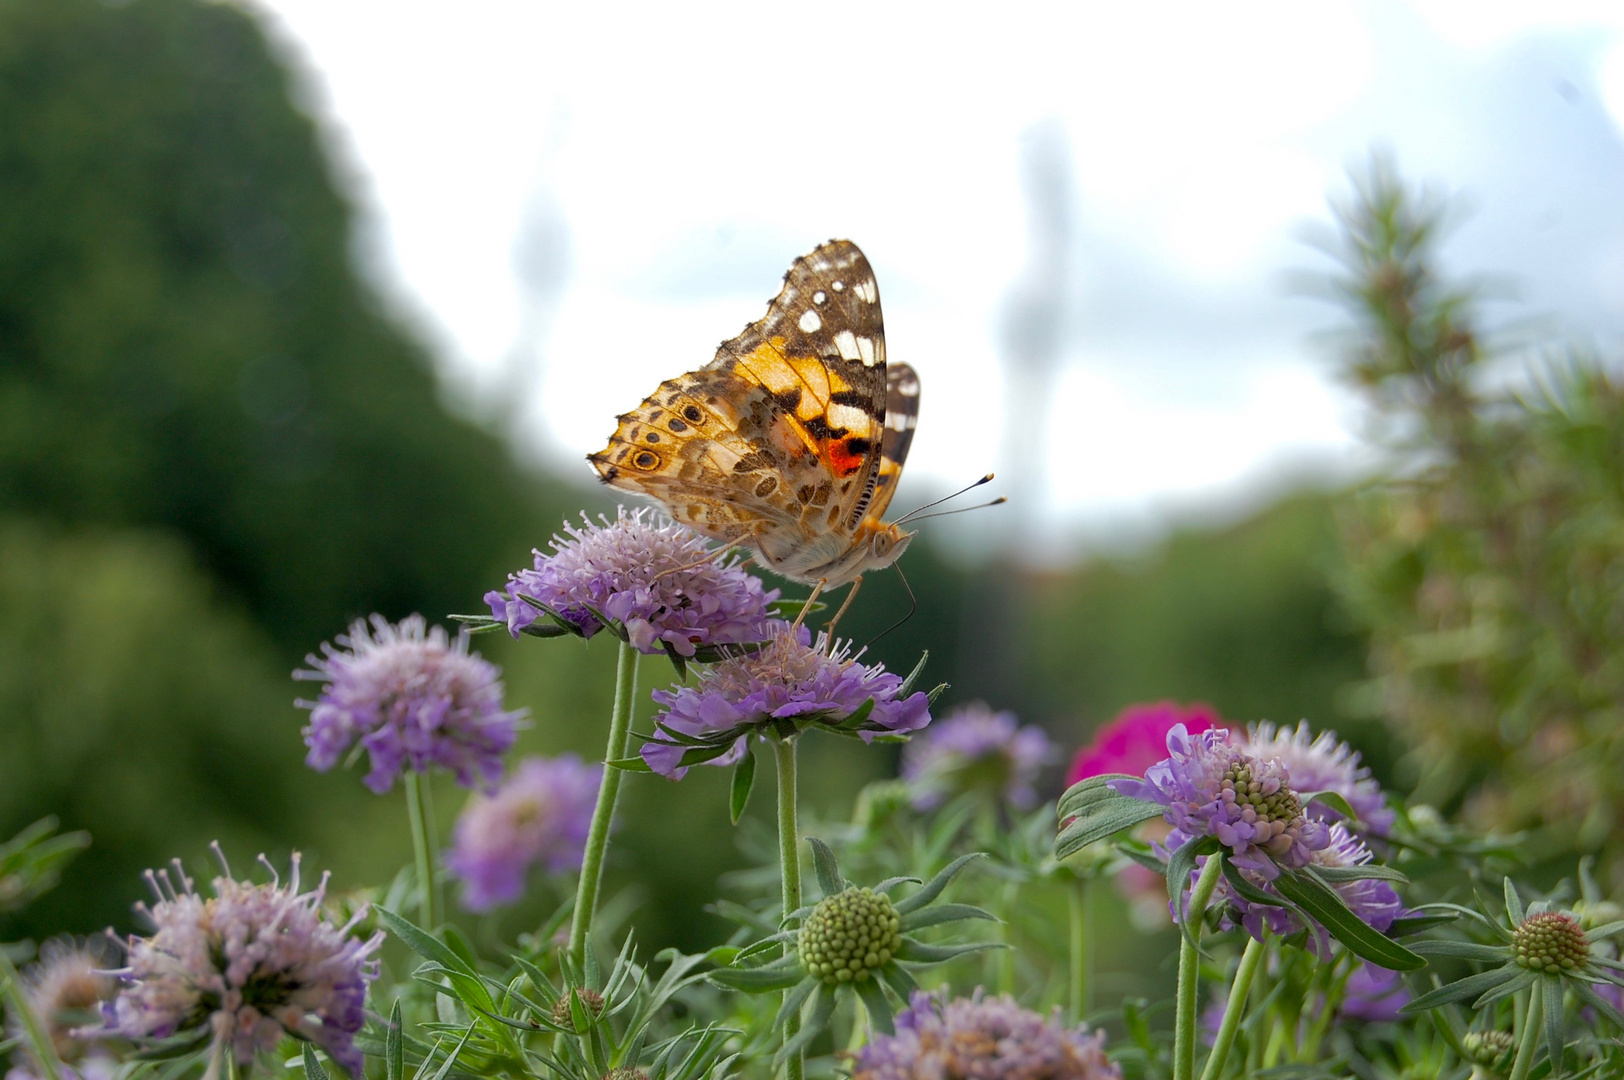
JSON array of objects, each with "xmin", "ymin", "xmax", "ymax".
[{"xmin": 901, "ymin": 702, "xmax": 1054, "ymax": 810}]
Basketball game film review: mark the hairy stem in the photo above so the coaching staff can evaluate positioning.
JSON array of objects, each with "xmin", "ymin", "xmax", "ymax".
[
  {"xmin": 569, "ymin": 640, "xmax": 639, "ymax": 968},
  {"xmin": 404, "ymin": 770, "xmax": 440, "ymax": 929},
  {"xmin": 1198, "ymin": 935, "xmax": 1266, "ymax": 1080},
  {"xmin": 774, "ymin": 737, "xmax": 804, "ymax": 1080},
  {"xmin": 1174, "ymin": 856, "xmax": 1226, "ymax": 1080},
  {"xmin": 0, "ymin": 946, "xmax": 63, "ymax": 1080}
]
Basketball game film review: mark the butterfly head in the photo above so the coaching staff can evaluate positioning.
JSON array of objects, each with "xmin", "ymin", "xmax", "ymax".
[{"xmin": 817, "ymin": 519, "xmax": 914, "ymax": 587}]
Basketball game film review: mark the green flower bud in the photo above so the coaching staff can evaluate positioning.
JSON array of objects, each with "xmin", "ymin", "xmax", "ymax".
[
  {"xmin": 1511, "ymin": 911, "xmax": 1588, "ymax": 974},
  {"xmin": 552, "ymin": 987, "xmax": 605, "ymax": 1026},
  {"xmin": 1461, "ymin": 1030, "xmax": 1514, "ymax": 1071},
  {"xmin": 799, "ymin": 887, "xmax": 903, "ymax": 986}
]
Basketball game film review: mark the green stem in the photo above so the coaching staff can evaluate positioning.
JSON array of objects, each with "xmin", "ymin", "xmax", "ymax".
[
  {"xmin": 569, "ymin": 640, "xmax": 640, "ymax": 969},
  {"xmin": 1068, "ymin": 877, "xmax": 1092, "ymax": 1022},
  {"xmin": 1174, "ymin": 856, "xmax": 1226, "ymax": 1080},
  {"xmin": 0, "ymin": 946, "xmax": 64, "ymax": 1080},
  {"xmin": 1197, "ymin": 935, "xmax": 1266, "ymax": 1080},
  {"xmin": 774, "ymin": 737, "xmax": 804, "ymax": 1080},
  {"xmin": 1508, "ymin": 981, "xmax": 1544, "ymax": 1080},
  {"xmin": 404, "ymin": 770, "xmax": 440, "ymax": 929}
]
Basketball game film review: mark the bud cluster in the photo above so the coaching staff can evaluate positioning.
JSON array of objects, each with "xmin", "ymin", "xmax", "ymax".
[
  {"xmin": 552, "ymin": 988, "xmax": 605, "ymax": 1026},
  {"xmin": 1219, "ymin": 758, "xmax": 1304, "ymax": 853},
  {"xmin": 799, "ymin": 887, "xmax": 902, "ymax": 985},
  {"xmin": 1511, "ymin": 911, "xmax": 1589, "ymax": 974},
  {"xmin": 1461, "ymin": 1030, "xmax": 1514, "ymax": 1069}
]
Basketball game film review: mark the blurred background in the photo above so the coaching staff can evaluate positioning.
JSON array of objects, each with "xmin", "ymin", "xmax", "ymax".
[{"xmin": 3, "ymin": 0, "xmax": 1624, "ymax": 995}]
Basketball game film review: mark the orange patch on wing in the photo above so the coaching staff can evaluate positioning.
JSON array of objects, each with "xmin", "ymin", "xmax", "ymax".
[{"xmin": 826, "ymin": 437, "xmax": 867, "ymax": 476}]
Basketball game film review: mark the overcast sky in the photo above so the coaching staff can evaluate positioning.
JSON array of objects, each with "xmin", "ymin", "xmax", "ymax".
[{"xmin": 250, "ymin": 0, "xmax": 1624, "ymax": 551}]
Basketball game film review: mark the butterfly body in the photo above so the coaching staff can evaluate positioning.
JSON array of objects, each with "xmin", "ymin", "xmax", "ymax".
[{"xmin": 589, "ymin": 239, "xmax": 920, "ymax": 588}]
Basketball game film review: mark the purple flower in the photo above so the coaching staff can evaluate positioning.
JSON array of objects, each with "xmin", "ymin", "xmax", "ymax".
[
  {"xmin": 296, "ymin": 614, "xmax": 521, "ymax": 794},
  {"xmin": 445, "ymin": 754, "xmax": 601, "ymax": 912},
  {"xmin": 901, "ymin": 703, "xmax": 1054, "ymax": 810},
  {"xmin": 642, "ymin": 630, "xmax": 932, "ymax": 779},
  {"xmin": 97, "ymin": 850, "xmax": 383, "ymax": 1079},
  {"xmin": 1338, "ymin": 963, "xmax": 1410, "ymax": 1023},
  {"xmin": 849, "ymin": 989, "xmax": 1121, "ymax": 1080},
  {"xmin": 1241, "ymin": 721, "xmax": 1393, "ymax": 835},
  {"xmin": 484, "ymin": 508, "xmax": 779, "ymax": 657},
  {"xmin": 1110, "ymin": 725, "xmax": 1329, "ymax": 880}
]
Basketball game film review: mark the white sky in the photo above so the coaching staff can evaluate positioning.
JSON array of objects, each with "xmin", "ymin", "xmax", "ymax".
[{"xmin": 250, "ymin": 0, "xmax": 1624, "ymax": 550}]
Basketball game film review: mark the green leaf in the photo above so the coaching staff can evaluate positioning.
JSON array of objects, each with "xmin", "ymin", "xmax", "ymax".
[
  {"xmin": 374, "ymin": 908, "xmax": 475, "ymax": 977},
  {"xmin": 1503, "ymin": 877, "xmax": 1525, "ymax": 924},
  {"xmin": 835, "ymin": 698, "xmax": 877, "ymax": 731},
  {"xmin": 1056, "ymin": 797, "xmax": 1167, "ymax": 859},
  {"xmin": 707, "ymin": 960, "xmax": 805, "ymax": 993},
  {"xmin": 606, "ymin": 756, "xmax": 654, "ymax": 772},
  {"xmin": 894, "ymin": 939, "xmax": 1005, "ymax": 964},
  {"xmin": 771, "ymin": 978, "xmax": 817, "ymax": 1032},
  {"xmin": 1303, "ymin": 790, "xmax": 1359, "ymax": 823},
  {"xmin": 1272, "ymin": 868, "xmax": 1426, "ymax": 971},
  {"xmin": 854, "ymin": 976, "xmax": 895, "ymax": 1035},
  {"xmin": 775, "ymin": 984, "xmax": 837, "ymax": 1064},
  {"xmin": 1386, "ymin": 912, "xmax": 1459, "ymax": 937},
  {"xmin": 898, "ymin": 902, "xmax": 997, "ymax": 932},
  {"xmin": 1403, "ymin": 965, "xmax": 1522, "ymax": 1012},
  {"xmin": 1057, "ymin": 774, "xmax": 1139, "ymax": 817},
  {"xmin": 876, "ymin": 963, "xmax": 918, "ymax": 1003},
  {"xmin": 1164, "ymin": 834, "xmax": 1218, "ymax": 943},
  {"xmin": 1543, "ymin": 976, "xmax": 1565, "ymax": 1078},
  {"xmin": 729, "ymin": 746, "xmax": 757, "ymax": 824},
  {"xmin": 926, "ymin": 682, "xmax": 949, "ymax": 705},
  {"xmin": 897, "ymin": 651, "xmax": 929, "ymax": 696},
  {"xmin": 386, "ymin": 1001, "xmax": 403, "ymax": 1080},
  {"xmin": 806, "ymin": 837, "xmax": 848, "ymax": 899},
  {"xmin": 662, "ymin": 641, "xmax": 688, "ymax": 681},
  {"xmin": 1312, "ymin": 864, "xmax": 1409, "ymax": 884},
  {"xmin": 1583, "ymin": 919, "xmax": 1624, "ymax": 941},
  {"xmin": 894, "ymin": 852, "xmax": 983, "ymax": 915},
  {"xmin": 302, "ymin": 1043, "xmax": 330, "ymax": 1080},
  {"xmin": 1571, "ymin": 979, "xmax": 1624, "ymax": 1029},
  {"xmin": 1406, "ymin": 940, "xmax": 1510, "ymax": 962}
]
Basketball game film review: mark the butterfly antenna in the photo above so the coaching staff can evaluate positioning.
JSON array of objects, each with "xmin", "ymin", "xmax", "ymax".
[
  {"xmin": 893, "ymin": 473, "xmax": 997, "ymax": 525},
  {"xmin": 895, "ymin": 496, "xmax": 1008, "ymax": 524},
  {"xmin": 865, "ymin": 562, "xmax": 918, "ymax": 650}
]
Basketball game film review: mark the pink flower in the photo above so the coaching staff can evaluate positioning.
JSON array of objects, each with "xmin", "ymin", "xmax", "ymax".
[{"xmin": 1066, "ymin": 701, "xmax": 1220, "ymax": 785}]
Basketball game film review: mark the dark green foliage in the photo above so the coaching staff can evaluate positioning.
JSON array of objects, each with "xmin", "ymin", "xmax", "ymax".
[{"xmin": 0, "ymin": 0, "xmax": 566, "ymax": 657}]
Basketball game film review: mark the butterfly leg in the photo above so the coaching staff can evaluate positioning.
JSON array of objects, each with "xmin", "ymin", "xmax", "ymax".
[
  {"xmin": 823, "ymin": 576, "xmax": 863, "ymax": 642},
  {"xmin": 648, "ymin": 545, "xmax": 741, "ymax": 585},
  {"xmin": 789, "ymin": 578, "xmax": 826, "ymax": 635}
]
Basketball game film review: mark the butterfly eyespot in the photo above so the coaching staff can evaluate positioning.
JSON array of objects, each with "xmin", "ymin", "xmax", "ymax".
[
  {"xmin": 633, "ymin": 451, "xmax": 661, "ymax": 470},
  {"xmin": 667, "ymin": 418, "xmax": 687, "ymax": 433},
  {"xmin": 645, "ymin": 432, "xmax": 660, "ymax": 443},
  {"xmin": 682, "ymin": 405, "xmax": 703, "ymax": 423}
]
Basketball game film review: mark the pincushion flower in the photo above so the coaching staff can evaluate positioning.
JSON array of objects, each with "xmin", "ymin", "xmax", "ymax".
[
  {"xmin": 1067, "ymin": 701, "xmax": 1220, "ymax": 785},
  {"xmin": 1220, "ymin": 822, "xmax": 1404, "ymax": 944},
  {"xmin": 1108, "ymin": 725, "xmax": 1328, "ymax": 879},
  {"xmin": 96, "ymin": 850, "xmax": 383, "ymax": 1080},
  {"xmin": 296, "ymin": 615, "xmax": 521, "ymax": 794},
  {"xmin": 640, "ymin": 630, "xmax": 932, "ymax": 779},
  {"xmin": 848, "ymin": 989, "xmax": 1121, "ymax": 1080},
  {"xmin": 5, "ymin": 938, "xmax": 121, "ymax": 1078},
  {"xmin": 900, "ymin": 702, "xmax": 1054, "ymax": 810},
  {"xmin": 483, "ymin": 508, "xmax": 778, "ymax": 657},
  {"xmin": 1241, "ymin": 721, "xmax": 1393, "ymax": 835},
  {"xmin": 445, "ymin": 754, "xmax": 601, "ymax": 912}
]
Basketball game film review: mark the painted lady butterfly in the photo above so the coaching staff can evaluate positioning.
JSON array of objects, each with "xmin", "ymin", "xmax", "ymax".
[{"xmin": 589, "ymin": 239, "xmax": 920, "ymax": 590}]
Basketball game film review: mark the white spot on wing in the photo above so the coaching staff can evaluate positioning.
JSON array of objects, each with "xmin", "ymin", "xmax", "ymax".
[
  {"xmin": 833, "ymin": 330, "xmax": 860, "ymax": 360},
  {"xmin": 798, "ymin": 309, "xmax": 822, "ymax": 333},
  {"xmin": 829, "ymin": 403, "xmax": 871, "ymax": 431},
  {"xmin": 832, "ymin": 280, "xmax": 845, "ymax": 292},
  {"xmin": 856, "ymin": 335, "xmax": 876, "ymax": 365},
  {"xmin": 886, "ymin": 412, "xmax": 914, "ymax": 432},
  {"xmin": 813, "ymin": 291, "xmax": 826, "ymax": 305},
  {"xmin": 854, "ymin": 279, "xmax": 877, "ymax": 303}
]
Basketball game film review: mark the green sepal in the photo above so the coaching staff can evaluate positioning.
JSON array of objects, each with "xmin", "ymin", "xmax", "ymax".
[
  {"xmin": 1271, "ymin": 868, "xmax": 1426, "ymax": 971},
  {"xmin": 1503, "ymin": 877, "xmax": 1525, "ymax": 924},
  {"xmin": 807, "ymin": 837, "xmax": 849, "ymax": 899},
  {"xmin": 854, "ymin": 976, "xmax": 895, "ymax": 1035},
  {"xmin": 834, "ymin": 698, "xmax": 877, "ymax": 730},
  {"xmin": 894, "ymin": 852, "xmax": 983, "ymax": 915},
  {"xmin": 663, "ymin": 641, "xmax": 688, "ymax": 681},
  {"xmin": 729, "ymin": 745, "xmax": 757, "ymax": 824},
  {"xmin": 772, "ymin": 978, "xmax": 817, "ymax": 1033},
  {"xmin": 899, "ymin": 902, "xmax": 997, "ymax": 932},
  {"xmin": 301, "ymin": 1041, "xmax": 330, "ymax": 1080},
  {"xmin": 926, "ymin": 682, "xmax": 949, "ymax": 705},
  {"xmin": 877, "ymin": 962, "xmax": 918, "ymax": 1002},
  {"xmin": 1472, "ymin": 967, "xmax": 1538, "ymax": 1010},
  {"xmin": 897, "ymin": 651, "xmax": 929, "ymax": 696},
  {"xmin": 1572, "ymin": 978, "xmax": 1624, "ymax": 1029},
  {"xmin": 692, "ymin": 639, "xmax": 770, "ymax": 663},
  {"xmin": 1583, "ymin": 919, "xmax": 1624, "ymax": 941}
]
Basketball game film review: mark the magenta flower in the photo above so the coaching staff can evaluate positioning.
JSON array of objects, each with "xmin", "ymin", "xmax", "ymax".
[
  {"xmin": 97, "ymin": 850, "xmax": 382, "ymax": 1079},
  {"xmin": 901, "ymin": 703, "xmax": 1054, "ymax": 810},
  {"xmin": 642, "ymin": 630, "xmax": 931, "ymax": 779},
  {"xmin": 1110, "ymin": 725, "xmax": 1329, "ymax": 880},
  {"xmin": 484, "ymin": 508, "xmax": 778, "ymax": 657},
  {"xmin": 1067, "ymin": 701, "xmax": 1220, "ymax": 786},
  {"xmin": 445, "ymin": 754, "xmax": 601, "ymax": 912},
  {"xmin": 849, "ymin": 989, "xmax": 1121, "ymax": 1080},
  {"xmin": 296, "ymin": 615, "xmax": 521, "ymax": 794},
  {"xmin": 1240, "ymin": 721, "xmax": 1393, "ymax": 835}
]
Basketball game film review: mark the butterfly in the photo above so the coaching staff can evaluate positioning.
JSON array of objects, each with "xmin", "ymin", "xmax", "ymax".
[{"xmin": 588, "ymin": 239, "xmax": 921, "ymax": 592}]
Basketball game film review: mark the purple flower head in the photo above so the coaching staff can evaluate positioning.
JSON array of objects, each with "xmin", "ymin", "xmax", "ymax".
[
  {"xmin": 296, "ymin": 615, "xmax": 521, "ymax": 794},
  {"xmin": 97, "ymin": 849, "xmax": 383, "ymax": 1080},
  {"xmin": 900, "ymin": 703, "xmax": 1055, "ymax": 810},
  {"xmin": 1218, "ymin": 822, "xmax": 1405, "ymax": 946},
  {"xmin": 1110, "ymin": 725, "xmax": 1329, "ymax": 880},
  {"xmin": 1339, "ymin": 963, "xmax": 1410, "ymax": 1023},
  {"xmin": 484, "ymin": 508, "xmax": 779, "ymax": 657},
  {"xmin": 1241, "ymin": 721, "xmax": 1393, "ymax": 835},
  {"xmin": 445, "ymin": 754, "xmax": 601, "ymax": 912},
  {"xmin": 642, "ymin": 629, "xmax": 932, "ymax": 779},
  {"xmin": 849, "ymin": 989, "xmax": 1121, "ymax": 1080}
]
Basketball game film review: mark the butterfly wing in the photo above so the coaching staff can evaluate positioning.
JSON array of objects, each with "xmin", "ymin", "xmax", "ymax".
[
  {"xmin": 591, "ymin": 240, "xmax": 890, "ymax": 577},
  {"xmin": 865, "ymin": 361, "xmax": 920, "ymax": 523}
]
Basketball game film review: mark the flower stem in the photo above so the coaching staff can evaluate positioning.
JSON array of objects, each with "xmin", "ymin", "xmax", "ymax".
[
  {"xmin": 404, "ymin": 770, "xmax": 441, "ymax": 929},
  {"xmin": 1508, "ymin": 981, "xmax": 1544, "ymax": 1080},
  {"xmin": 1174, "ymin": 856, "xmax": 1225, "ymax": 1080},
  {"xmin": 0, "ymin": 946, "xmax": 64, "ymax": 1080},
  {"xmin": 774, "ymin": 737, "xmax": 803, "ymax": 1080},
  {"xmin": 1069, "ymin": 876, "xmax": 1095, "ymax": 1022},
  {"xmin": 1197, "ymin": 935, "xmax": 1266, "ymax": 1080},
  {"xmin": 569, "ymin": 640, "xmax": 640, "ymax": 969}
]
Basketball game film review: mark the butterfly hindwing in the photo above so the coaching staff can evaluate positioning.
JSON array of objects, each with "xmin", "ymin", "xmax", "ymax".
[{"xmin": 866, "ymin": 361, "xmax": 921, "ymax": 523}]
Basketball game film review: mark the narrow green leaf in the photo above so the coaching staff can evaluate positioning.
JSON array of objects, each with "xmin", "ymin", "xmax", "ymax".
[
  {"xmin": 771, "ymin": 978, "xmax": 817, "ymax": 1032},
  {"xmin": 386, "ymin": 1001, "xmax": 403, "ymax": 1080},
  {"xmin": 898, "ymin": 903, "xmax": 997, "ymax": 932},
  {"xmin": 729, "ymin": 747, "xmax": 757, "ymax": 824},
  {"xmin": 877, "ymin": 963, "xmax": 918, "ymax": 1002},
  {"xmin": 1272, "ymin": 869, "xmax": 1426, "ymax": 971},
  {"xmin": 1572, "ymin": 979, "xmax": 1624, "ymax": 1029},
  {"xmin": 1056, "ymin": 800, "xmax": 1165, "ymax": 859},
  {"xmin": 854, "ymin": 976, "xmax": 895, "ymax": 1035},
  {"xmin": 1303, "ymin": 790, "xmax": 1359, "ymax": 823},
  {"xmin": 606, "ymin": 756, "xmax": 654, "ymax": 772},
  {"xmin": 1057, "ymin": 774, "xmax": 1138, "ymax": 817},
  {"xmin": 894, "ymin": 939, "xmax": 1004, "ymax": 964},
  {"xmin": 1504, "ymin": 877, "xmax": 1525, "ymax": 924},
  {"xmin": 1312, "ymin": 864, "xmax": 1409, "ymax": 884},
  {"xmin": 1583, "ymin": 919, "xmax": 1624, "ymax": 941},
  {"xmin": 806, "ymin": 837, "xmax": 848, "ymax": 899},
  {"xmin": 374, "ymin": 908, "xmax": 476, "ymax": 977},
  {"xmin": 1164, "ymin": 834, "xmax": 1216, "ymax": 945},
  {"xmin": 302, "ymin": 1044, "xmax": 329, "ymax": 1080},
  {"xmin": 706, "ymin": 962, "xmax": 806, "ymax": 993},
  {"xmin": 1403, "ymin": 965, "xmax": 1522, "ymax": 1012},
  {"xmin": 775, "ymin": 985, "xmax": 837, "ymax": 1064},
  {"xmin": 893, "ymin": 852, "xmax": 983, "ymax": 915},
  {"xmin": 897, "ymin": 650, "xmax": 929, "ymax": 696},
  {"xmin": 1406, "ymin": 940, "xmax": 1510, "ymax": 962},
  {"xmin": 1543, "ymin": 976, "xmax": 1565, "ymax": 1078},
  {"xmin": 1386, "ymin": 913, "xmax": 1459, "ymax": 937},
  {"xmin": 1472, "ymin": 967, "xmax": 1538, "ymax": 1010},
  {"xmin": 835, "ymin": 698, "xmax": 876, "ymax": 730}
]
